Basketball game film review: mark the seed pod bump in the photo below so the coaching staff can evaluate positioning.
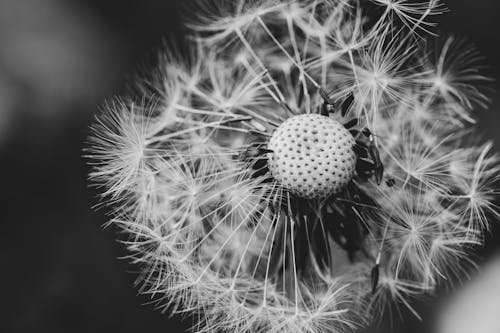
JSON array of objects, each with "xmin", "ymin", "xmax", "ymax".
[{"xmin": 268, "ymin": 114, "xmax": 356, "ymax": 199}]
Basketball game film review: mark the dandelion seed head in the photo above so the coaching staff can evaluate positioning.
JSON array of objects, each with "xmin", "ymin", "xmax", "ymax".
[{"xmin": 87, "ymin": 0, "xmax": 500, "ymax": 332}]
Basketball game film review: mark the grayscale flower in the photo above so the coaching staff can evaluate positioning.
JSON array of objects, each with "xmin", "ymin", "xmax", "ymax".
[{"xmin": 87, "ymin": 1, "xmax": 500, "ymax": 332}]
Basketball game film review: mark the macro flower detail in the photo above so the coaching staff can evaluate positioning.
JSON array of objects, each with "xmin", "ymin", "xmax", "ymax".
[
  {"xmin": 267, "ymin": 113, "xmax": 357, "ymax": 199},
  {"xmin": 87, "ymin": 1, "xmax": 500, "ymax": 332}
]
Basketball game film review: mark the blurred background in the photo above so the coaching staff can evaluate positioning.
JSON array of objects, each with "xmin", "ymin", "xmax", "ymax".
[{"xmin": 1, "ymin": 1, "xmax": 499, "ymax": 332}]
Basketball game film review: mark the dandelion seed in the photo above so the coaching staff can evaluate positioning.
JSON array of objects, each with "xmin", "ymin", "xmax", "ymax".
[
  {"xmin": 87, "ymin": 1, "xmax": 500, "ymax": 332},
  {"xmin": 416, "ymin": 36, "xmax": 492, "ymax": 122}
]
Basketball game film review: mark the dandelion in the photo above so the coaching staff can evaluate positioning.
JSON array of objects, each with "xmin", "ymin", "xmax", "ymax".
[{"xmin": 87, "ymin": 1, "xmax": 499, "ymax": 332}]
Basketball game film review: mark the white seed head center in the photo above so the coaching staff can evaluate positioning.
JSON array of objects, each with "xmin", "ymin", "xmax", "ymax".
[{"xmin": 267, "ymin": 114, "xmax": 357, "ymax": 199}]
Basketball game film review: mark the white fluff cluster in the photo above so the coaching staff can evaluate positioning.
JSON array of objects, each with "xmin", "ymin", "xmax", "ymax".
[{"xmin": 88, "ymin": 1, "xmax": 500, "ymax": 332}]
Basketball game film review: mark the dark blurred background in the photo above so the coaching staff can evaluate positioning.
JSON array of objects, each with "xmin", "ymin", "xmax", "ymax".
[{"xmin": 1, "ymin": 1, "xmax": 499, "ymax": 332}]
